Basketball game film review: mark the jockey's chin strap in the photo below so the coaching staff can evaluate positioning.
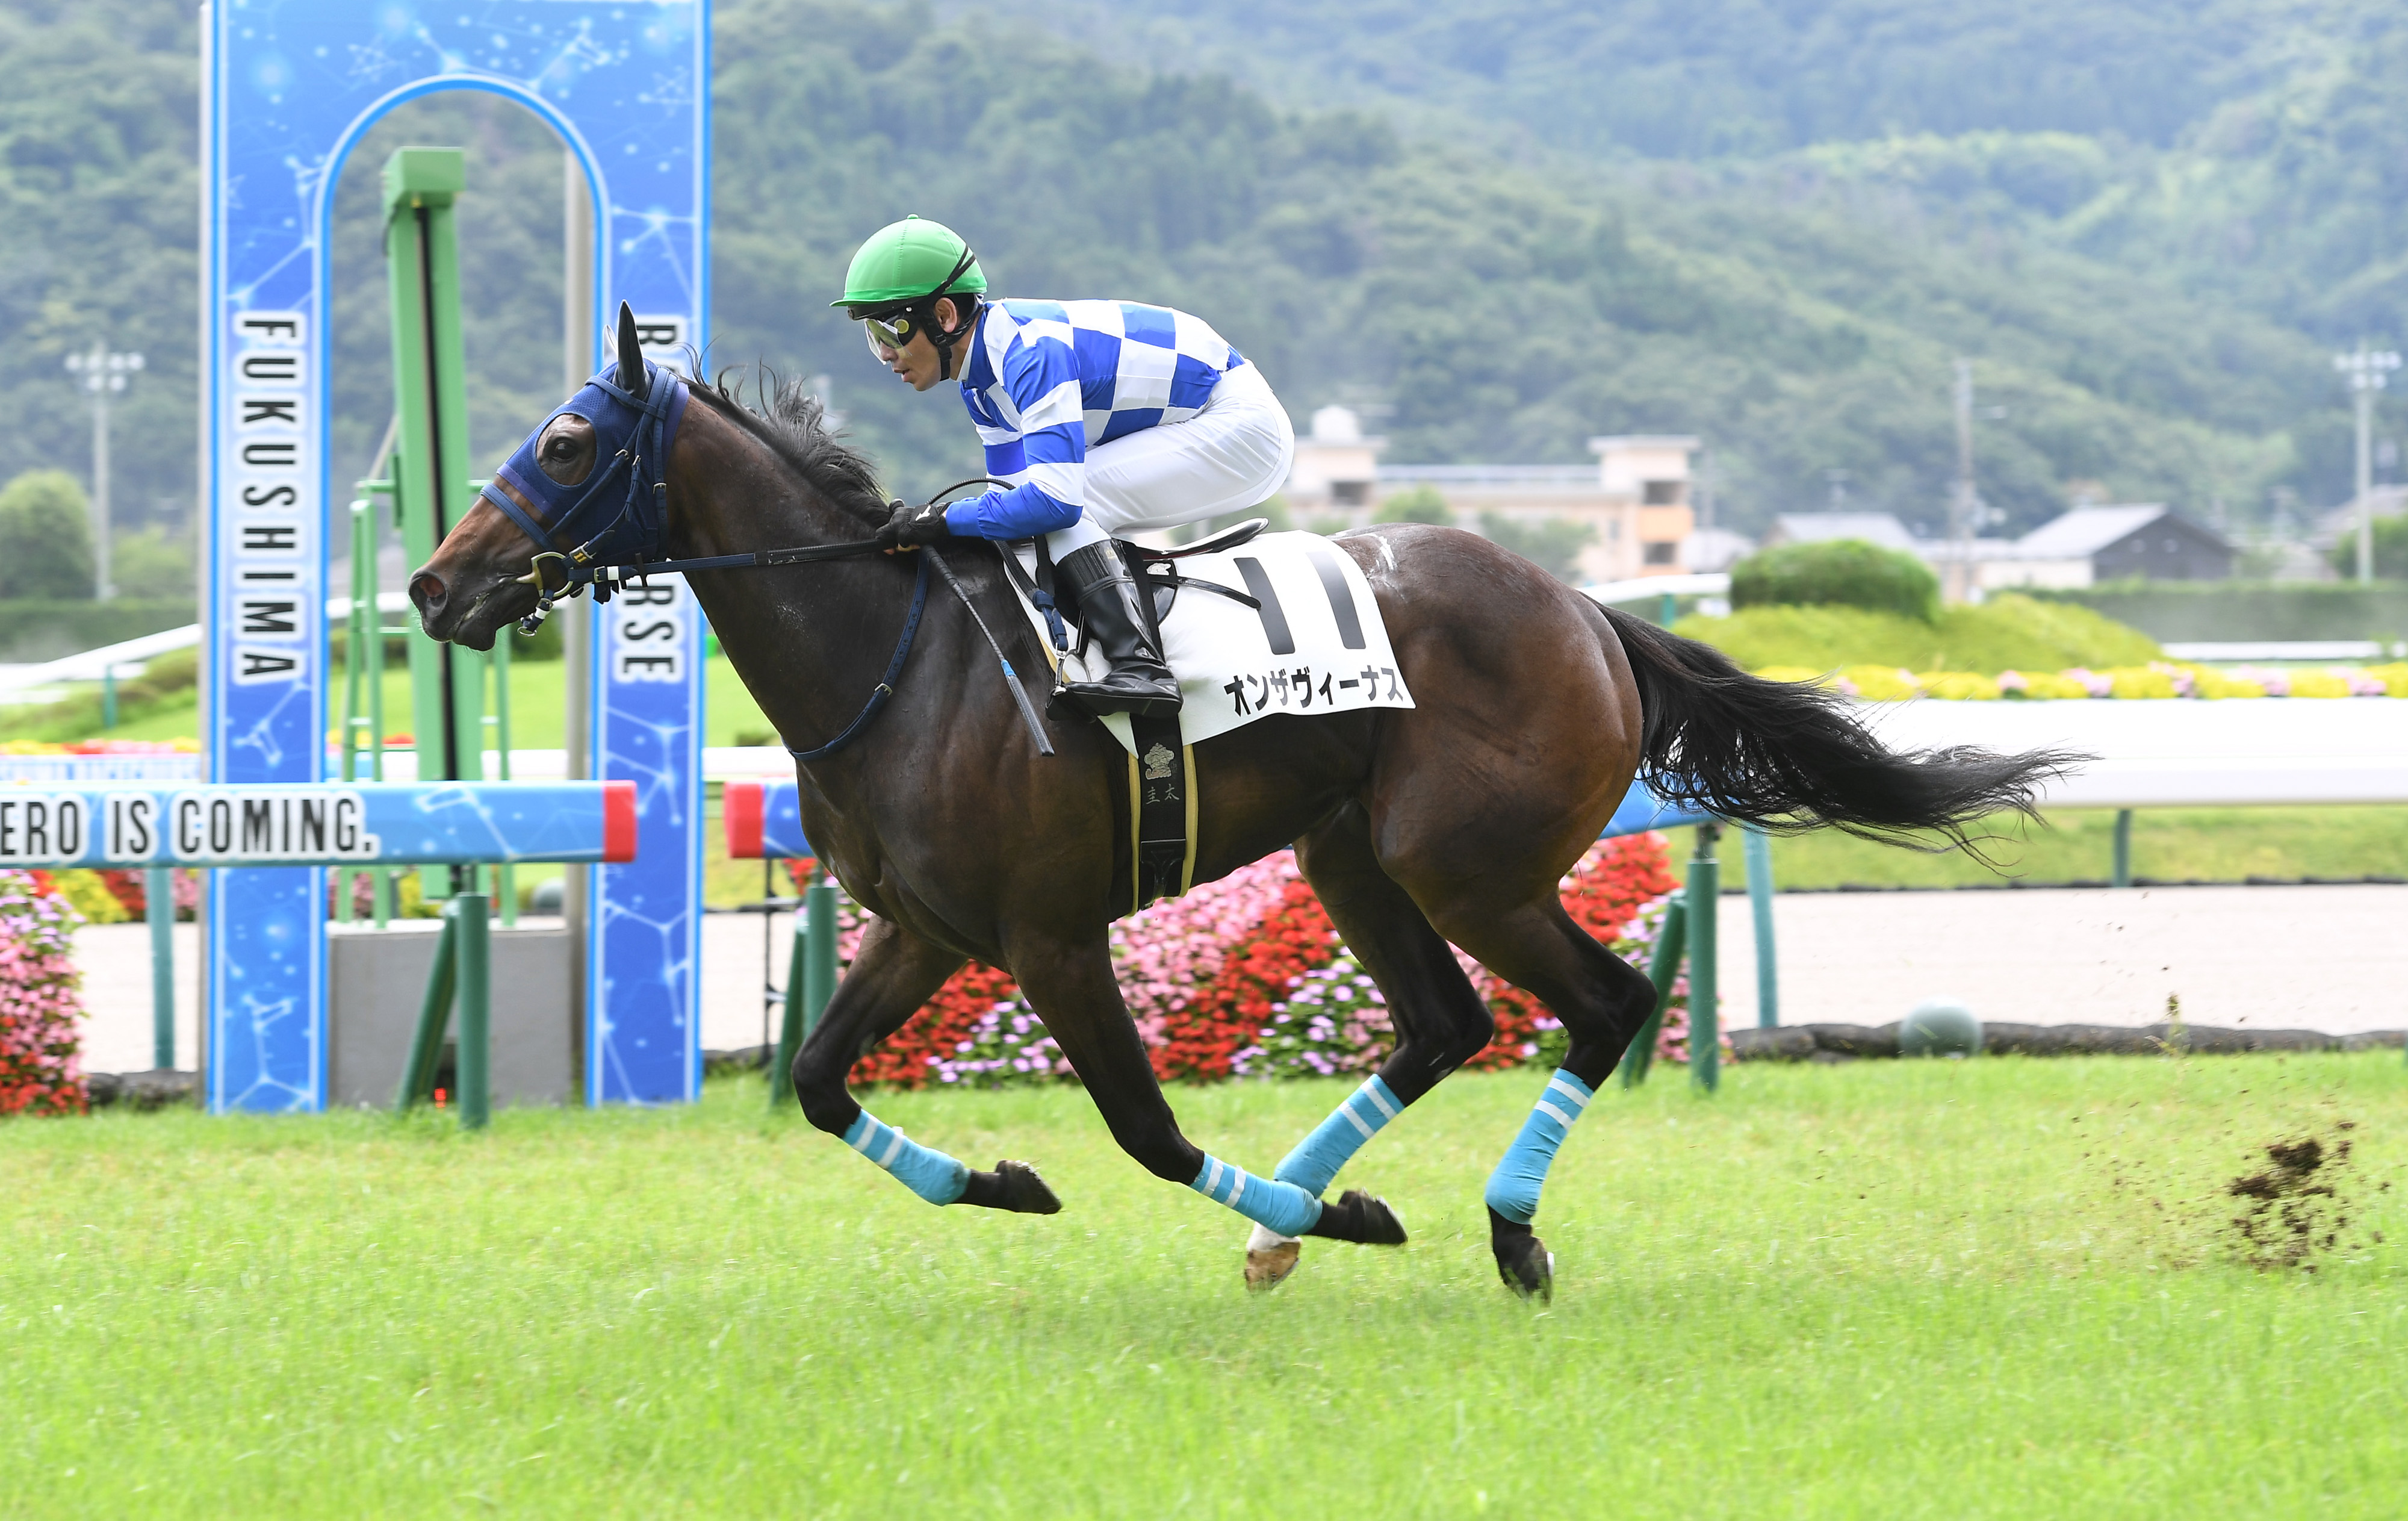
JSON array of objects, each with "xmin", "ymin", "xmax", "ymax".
[{"xmin": 512, "ymin": 476, "xmax": 1053, "ymax": 762}]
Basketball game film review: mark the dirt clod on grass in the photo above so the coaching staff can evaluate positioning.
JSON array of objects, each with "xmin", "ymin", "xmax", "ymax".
[{"xmin": 2224, "ymin": 1122, "xmax": 2383, "ymax": 1271}]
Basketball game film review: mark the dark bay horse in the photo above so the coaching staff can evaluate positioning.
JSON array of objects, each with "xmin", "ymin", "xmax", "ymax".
[{"xmin": 412, "ymin": 314, "xmax": 2067, "ymax": 1298}]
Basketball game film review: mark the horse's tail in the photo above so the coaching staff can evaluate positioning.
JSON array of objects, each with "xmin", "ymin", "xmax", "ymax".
[{"xmin": 1598, "ymin": 605, "xmax": 2083, "ymax": 847}]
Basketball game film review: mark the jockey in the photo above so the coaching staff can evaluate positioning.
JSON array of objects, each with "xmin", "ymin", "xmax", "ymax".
[{"xmin": 836, "ymin": 215, "xmax": 1295, "ymax": 720}]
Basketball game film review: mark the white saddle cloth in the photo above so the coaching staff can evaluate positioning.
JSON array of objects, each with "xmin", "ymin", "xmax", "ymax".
[{"xmin": 1009, "ymin": 530, "xmax": 1417, "ymax": 755}]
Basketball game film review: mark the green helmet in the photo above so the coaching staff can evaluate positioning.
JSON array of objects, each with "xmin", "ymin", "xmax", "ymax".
[{"xmin": 834, "ymin": 215, "xmax": 986, "ymax": 311}]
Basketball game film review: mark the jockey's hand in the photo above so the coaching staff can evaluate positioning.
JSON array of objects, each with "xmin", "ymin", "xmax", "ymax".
[{"xmin": 877, "ymin": 497, "xmax": 951, "ymax": 553}]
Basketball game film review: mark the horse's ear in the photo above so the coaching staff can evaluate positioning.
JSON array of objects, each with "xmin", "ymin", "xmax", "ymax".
[{"xmin": 615, "ymin": 301, "xmax": 650, "ymax": 402}]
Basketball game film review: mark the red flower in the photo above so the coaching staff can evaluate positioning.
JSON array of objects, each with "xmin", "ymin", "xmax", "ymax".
[{"xmin": 835, "ymin": 833, "xmax": 1683, "ymax": 1087}]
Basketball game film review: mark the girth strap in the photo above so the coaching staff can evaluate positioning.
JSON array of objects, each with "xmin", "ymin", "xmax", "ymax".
[{"xmin": 1128, "ymin": 711, "xmax": 1196, "ymax": 914}]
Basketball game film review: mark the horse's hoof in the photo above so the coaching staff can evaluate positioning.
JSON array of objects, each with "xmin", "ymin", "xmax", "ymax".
[
  {"xmin": 1303, "ymin": 1188, "xmax": 1409, "ymax": 1246},
  {"xmin": 1494, "ymin": 1233, "xmax": 1554, "ymax": 1303},
  {"xmin": 1244, "ymin": 1231, "xmax": 1302, "ymax": 1291},
  {"xmin": 993, "ymin": 1159, "xmax": 1061, "ymax": 1215}
]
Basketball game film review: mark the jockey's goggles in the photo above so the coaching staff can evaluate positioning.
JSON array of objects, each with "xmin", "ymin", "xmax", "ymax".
[{"xmin": 860, "ymin": 308, "xmax": 921, "ymax": 355}]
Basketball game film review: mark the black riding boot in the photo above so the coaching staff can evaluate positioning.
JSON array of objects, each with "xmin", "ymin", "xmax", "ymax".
[{"xmin": 1054, "ymin": 540, "xmax": 1182, "ymax": 720}]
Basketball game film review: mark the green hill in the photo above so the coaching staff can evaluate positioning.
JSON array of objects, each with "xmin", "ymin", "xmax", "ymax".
[{"xmin": 0, "ymin": 0, "xmax": 2395, "ymax": 547}]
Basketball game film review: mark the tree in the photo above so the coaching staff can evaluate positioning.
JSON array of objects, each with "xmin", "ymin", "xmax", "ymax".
[
  {"xmin": 0, "ymin": 471, "xmax": 95, "ymax": 600},
  {"xmin": 1479, "ymin": 512, "xmax": 1592, "ymax": 582},
  {"xmin": 110, "ymin": 522, "xmax": 194, "ymax": 599},
  {"xmin": 1376, "ymin": 484, "xmax": 1453, "ymax": 524},
  {"xmin": 2326, "ymin": 512, "xmax": 2408, "ymax": 580}
]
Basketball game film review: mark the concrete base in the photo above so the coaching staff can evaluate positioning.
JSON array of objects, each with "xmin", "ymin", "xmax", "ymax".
[{"xmin": 327, "ymin": 918, "xmax": 576, "ymax": 1108}]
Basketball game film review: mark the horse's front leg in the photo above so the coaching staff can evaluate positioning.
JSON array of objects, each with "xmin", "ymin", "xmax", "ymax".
[
  {"xmin": 794, "ymin": 914, "xmax": 1060, "ymax": 1214},
  {"xmin": 1010, "ymin": 935, "xmax": 1406, "ymax": 1257}
]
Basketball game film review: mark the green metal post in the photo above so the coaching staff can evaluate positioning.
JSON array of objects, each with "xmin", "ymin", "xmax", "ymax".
[
  {"xmin": 146, "ymin": 866, "xmax": 173, "ymax": 1069},
  {"xmin": 1619, "ymin": 891, "xmax": 1686, "ymax": 1089},
  {"xmin": 1743, "ymin": 825, "xmax": 1779, "ymax": 1028},
  {"xmin": 804, "ymin": 868, "xmax": 839, "ymax": 1038},
  {"xmin": 491, "ymin": 620, "xmax": 516, "ymax": 926},
  {"xmin": 2112, "ymin": 808, "xmax": 2134, "ymax": 889},
  {"xmin": 1658, "ymin": 591, "xmax": 1678, "ymax": 626},
  {"xmin": 1689, "ymin": 823, "xmax": 1721, "ymax": 1093},
  {"xmin": 359, "ymin": 478, "xmax": 396, "ymax": 927},
  {"xmin": 771, "ymin": 905, "xmax": 808, "ymax": 1113},
  {"xmin": 342, "ymin": 500, "xmax": 368, "ymax": 786},
  {"xmin": 101, "ymin": 667, "xmax": 117, "ymax": 730},
  {"xmin": 454, "ymin": 892, "xmax": 491, "ymax": 1130},
  {"xmin": 382, "ymin": 146, "xmax": 485, "ymax": 907},
  {"xmin": 395, "ymin": 906, "xmax": 459, "ymax": 1110}
]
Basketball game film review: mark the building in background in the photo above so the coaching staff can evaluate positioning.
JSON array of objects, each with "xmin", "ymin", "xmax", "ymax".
[
  {"xmin": 1762, "ymin": 512, "xmax": 1920, "ymax": 553},
  {"xmin": 1285, "ymin": 411, "xmax": 1699, "ymax": 583},
  {"xmin": 1983, "ymin": 505, "xmax": 2233, "ymax": 588},
  {"xmin": 1285, "ymin": 405, "xmax": 1383, "ymax": 513},
  {"xmin": 1758, "ymin": 504, "xmax": 2232, "ymax": 592}
]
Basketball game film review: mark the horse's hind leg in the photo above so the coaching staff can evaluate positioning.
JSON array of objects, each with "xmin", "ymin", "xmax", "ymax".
[
  {"xmin": 1415, "ymin": 892, "xmax": 1657, "ymax": 1301},
  {"xmin": 1007, "ymin": 934, "xmax": 1407, "ymax": 1257},
  {"xmin": 793, "ymin": 915, "xmax": 1060, "ymax": 1215},
  {"xmin": 1237, "ymin": 806, "xmax": 1497, "ymax": 1288}
]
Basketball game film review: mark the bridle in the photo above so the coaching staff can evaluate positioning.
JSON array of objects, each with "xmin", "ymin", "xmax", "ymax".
[{"xmin": 477, "ymin": 374, "xmax": 1050, "ymax": 760}]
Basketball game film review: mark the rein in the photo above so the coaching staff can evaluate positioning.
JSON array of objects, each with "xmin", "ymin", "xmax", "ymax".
[{"xmin": 512, "ymin": 476, "xmax": 1054, "ymax": 762}]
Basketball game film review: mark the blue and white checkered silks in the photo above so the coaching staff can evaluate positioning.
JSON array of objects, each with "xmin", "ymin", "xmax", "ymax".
[
  {"xmin": 1192, "ymin": 1154, "xmax": 1326, "ymax": 1237},
  {"xmin": 843, "ymin": 1110, "xmax": 970, "ymax": 1205},
  {"xmin": 1274, "ymin": 1075, "xmax": 1403, "ymax": 1198},
  {"xmin": 1483, "ymin": 1070, "xmax": 1596, "ymax": 1225},
  {"xmin": 944, "ymin": 299, "xmax": 1249, "ymax": 543}
]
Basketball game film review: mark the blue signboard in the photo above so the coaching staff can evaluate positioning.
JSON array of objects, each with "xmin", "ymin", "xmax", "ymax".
[
  {"xmin": 0, "ymin": 782, "xmax": 636, "ymax": 868},
  {"xmin": 587, "ymin": 576, "xmax": 706, "ymax": 1106},
  {"xmin": 201, "ymin": 1, "xmax": 709, "ymax": 1112}
]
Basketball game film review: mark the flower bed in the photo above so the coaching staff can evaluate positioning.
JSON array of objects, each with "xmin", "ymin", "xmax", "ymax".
[
  {"xmin": 0, "ymin": 871, "xmax": 86, "ymax": 1116},
  {"xmin": 1758, "ymin": 660, "xmax": 2408, "ymax": 700},
  {"xmin": 819, "ymin": 833, "xmax": 1700, "ymax": 1090}
]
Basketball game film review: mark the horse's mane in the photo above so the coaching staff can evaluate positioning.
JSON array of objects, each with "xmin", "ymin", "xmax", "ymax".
[{"xmin": 687, "ymin": 364, "xmax": 889, "ymax": 529}]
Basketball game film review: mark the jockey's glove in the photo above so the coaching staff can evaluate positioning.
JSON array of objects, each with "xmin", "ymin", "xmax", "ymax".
[{"xmin": 877, "ymin": 497, "xmax": 952, "ymax": 551}]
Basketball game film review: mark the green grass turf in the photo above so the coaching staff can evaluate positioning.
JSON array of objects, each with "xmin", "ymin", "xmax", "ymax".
[
  {"xmin": 1722, "ymin": 806, "xmax": 2408, "ymax": 891},
  {"xmin": 4, "ymin": 1058, "xmax": 2402, "ymax": 1517}
]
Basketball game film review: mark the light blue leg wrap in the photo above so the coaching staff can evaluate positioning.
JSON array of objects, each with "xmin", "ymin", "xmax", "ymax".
[
  {"xmin": 1192, "ymin": 1155, "xmax": 1325, "ymax": 1237},
  {"xmin": 843, "ymin": 1110, "xmax": 969, "ymax": 1206},
  {"xmin": 1274, "ymin": 1075, "xmax": 1403, "ymax": 1196},
  {"xmin": 1483, "ymin": 1070, "xmax": 1595, "ymax": 1226}
]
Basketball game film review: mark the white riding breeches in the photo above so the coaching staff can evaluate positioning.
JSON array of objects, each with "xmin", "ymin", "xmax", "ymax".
[{"xmin": 1043, "ymin": 362, "xmax": 1296, "ymax": 559}]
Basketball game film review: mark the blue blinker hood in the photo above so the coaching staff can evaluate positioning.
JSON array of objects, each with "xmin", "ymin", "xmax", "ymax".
[{"xmin": 479, "ymin": 353, "xmax": 691, "ymax": 574}]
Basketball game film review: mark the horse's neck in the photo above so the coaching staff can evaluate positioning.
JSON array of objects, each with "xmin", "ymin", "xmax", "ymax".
[{"xmin": 666, "ymin": 425, "xmax": 916, "ymax": 759}]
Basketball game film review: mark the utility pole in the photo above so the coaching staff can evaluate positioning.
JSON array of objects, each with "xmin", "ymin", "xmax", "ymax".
[
  {"xmin": 63, "ymin": 346, "xmax": 143, "ymax": 600},
  {"xmin": 1947, "ymin": 356, "xmax": 1976, "ymax": 605},
  {"xmin": 2334, "ymin": 343, "xmax": 2401, "ymax": 583}
]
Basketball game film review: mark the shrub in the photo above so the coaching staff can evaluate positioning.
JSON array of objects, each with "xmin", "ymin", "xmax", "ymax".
[
  {"xmin": 1675, "ymin": 593, "xmax": 2159, "ymax": 673},
  {"xmin": 1376, "ymin": 485, "xmax": 1453, "ymax": 525},
  {"xmin": 1730, "ymin": 539, "xmax": 1939, "ymax": 621},
  {"xmin": 0, "ymin": 470, "xmax": 95, "ymax": 601},
  {"xmin": 0, "ymin": 871, "xmax": 85, "ymax": 1116}
]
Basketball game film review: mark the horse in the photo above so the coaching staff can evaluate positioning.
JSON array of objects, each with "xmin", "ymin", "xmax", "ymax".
[{"xmin": 411, "ymin": 308, "xmax": 2070, "ymax": 1298}]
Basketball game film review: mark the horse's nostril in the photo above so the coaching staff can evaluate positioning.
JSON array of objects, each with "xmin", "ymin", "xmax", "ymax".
[{"xmin": 411, "ymin": 573, "xmax": 448, "ymax": 609}]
